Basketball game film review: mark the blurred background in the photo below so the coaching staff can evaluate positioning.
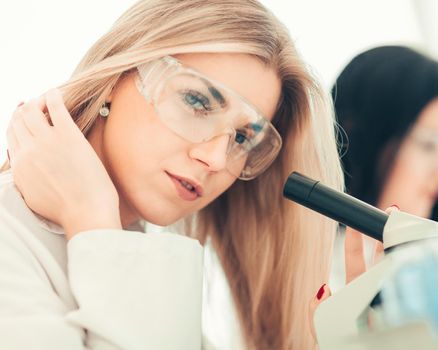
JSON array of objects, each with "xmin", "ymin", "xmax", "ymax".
[
  {"xmin": 1, "ymin": 0, "xmax": 437, "ymax": 153},
  {"xmin": 0, "ymin": 1, "xmax": 437, "ymax": 348}
]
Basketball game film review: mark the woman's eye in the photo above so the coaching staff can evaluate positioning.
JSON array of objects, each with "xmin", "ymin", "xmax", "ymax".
[
  {"xmin": 235, "ymin": 132, "xmax": 248, "ymax": 145},
  {"xmin": 181, "ymin": 90, "xmax": 211, "ymax": 113},
  {"xmin": 418, "ymin": 140, "xmax": 437, "ymax": 153},
  {"xmin": 235, "ymin": 130, "xmax": 255, "ymax": 149}
]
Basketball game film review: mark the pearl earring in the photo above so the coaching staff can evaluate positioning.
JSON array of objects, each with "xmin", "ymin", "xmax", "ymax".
[{"xmin": 99, "ymin": 102, "xmax": 110, "ymax": 118}]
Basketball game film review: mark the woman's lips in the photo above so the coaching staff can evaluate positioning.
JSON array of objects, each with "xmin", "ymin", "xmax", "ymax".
[{"xmin": 166, "ymin": 172, "xmax": 202, "ymax": 201}]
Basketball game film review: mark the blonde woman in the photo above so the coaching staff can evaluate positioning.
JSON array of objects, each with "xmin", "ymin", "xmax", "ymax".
[{"xmin": 1, "ymin": 0, "xmax": 343, "ymax": 349}]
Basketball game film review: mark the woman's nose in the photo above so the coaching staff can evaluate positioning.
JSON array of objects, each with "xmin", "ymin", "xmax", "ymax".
[{"xmin": 189, "ymin": 134, "xmax": 232, "ymax": 172}]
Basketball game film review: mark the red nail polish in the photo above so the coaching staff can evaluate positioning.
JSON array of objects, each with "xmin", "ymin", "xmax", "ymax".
[
  {"xmin": 390, "ymin": 204, "xmax": 400, "ymax": 210},
  {"xmin": 316, "ymin": 284, "xmax": 326, "ymax": 300},
  {"xmin": 17, "ymin": 101, "xmax": 24, "ymax": 107}
]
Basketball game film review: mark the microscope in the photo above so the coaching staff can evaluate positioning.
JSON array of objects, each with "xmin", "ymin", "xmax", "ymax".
[{"xmin": 283, "ymin": 172, "xmax": 438, "ymax": 350}]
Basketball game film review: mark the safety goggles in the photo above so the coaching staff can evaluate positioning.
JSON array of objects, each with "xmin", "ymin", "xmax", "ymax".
[{"xmin": 135, "ymin": 56, "xmax": 282, "ymax": 180}]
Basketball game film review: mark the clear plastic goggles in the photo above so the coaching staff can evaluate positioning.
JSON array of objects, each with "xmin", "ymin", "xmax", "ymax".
[{"xmin": 135, "ymin": 56, "xmax": 282, "ymax": 180}]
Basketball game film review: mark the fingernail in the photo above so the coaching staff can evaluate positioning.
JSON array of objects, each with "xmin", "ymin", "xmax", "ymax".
[
  {"xmin": 316, "ymin": 284, "xmax": 326, "ymax": 300},
  {"xmin": 390, "ymin": 204, "xmax": 400, "ymax": 210},
  {"xmin": 17, "ymin": 101, "xmax": 24, "ymax": 107}
]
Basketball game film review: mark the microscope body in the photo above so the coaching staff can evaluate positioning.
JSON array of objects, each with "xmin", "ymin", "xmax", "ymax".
[{"xmin": 315, "ymin": 211, "xmax": 438, "ymax": 349}]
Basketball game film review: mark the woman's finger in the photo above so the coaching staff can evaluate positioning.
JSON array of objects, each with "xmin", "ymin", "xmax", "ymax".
[
  {"xmin": 372, "ymin": 205, "xmax": 400, "ymax": 264},
  {"xmin": 20, "ymin": 99, "xmax": 52, "ymax": 136},
  {"xmin": 9, "ymin": 107, "xmax": 34, "ymax": 146},
  {"xmin": 34, "ymin": 94, "xmax": 47, "ymax": 112},
  {"xmin": 345, "ymin": 226, "xmax": 366, "ymax": 283},
  {"xmin": 309, "ymin": 284, "xmax": 332, "ymax": 340},
  {"xmin": 372, "ymin": 240, "xmax": 385, "ymax": 264},
  {"xmin": 385, "ymin": 205, "xmax": 400, "ymax": 215},
  {"xmin": 45, "ymin": 89, "xmax": 77, "ymax": 131},
  {"xmin": 6, "ymin": 122, "xmax": 19, "ymax": 162}
]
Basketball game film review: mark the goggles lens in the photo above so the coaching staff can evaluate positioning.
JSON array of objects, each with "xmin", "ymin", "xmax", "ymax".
[{"xmin": 136, "ymin": 56, "xmax": 282, "ymax": 180}]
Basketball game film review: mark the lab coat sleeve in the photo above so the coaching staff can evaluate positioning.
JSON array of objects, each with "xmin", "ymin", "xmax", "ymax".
[
  {"xmin": 67, "ymin": 230, "xmax": 203, "ymax": 349},
  {"xmin": 0, "ymin": 212, "xmax": 203, "ymax": 349}
]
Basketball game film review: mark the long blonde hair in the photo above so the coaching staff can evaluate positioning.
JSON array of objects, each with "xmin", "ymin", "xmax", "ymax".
[{"xmin": 2, "ymin": 1, "xmax": 343, "ymax": 348}]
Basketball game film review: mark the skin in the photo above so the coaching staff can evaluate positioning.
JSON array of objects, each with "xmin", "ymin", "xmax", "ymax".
[
  {"xmin": 7, "ymin": 52, "xmax": 281, "ymax": 237},
  {"xmin": 87, "ymin": 53, "xmax": 281, "ymax": 228},
  {"xmin": 378, "ymin": 97, "xmax": 438, "ymax": 218}
]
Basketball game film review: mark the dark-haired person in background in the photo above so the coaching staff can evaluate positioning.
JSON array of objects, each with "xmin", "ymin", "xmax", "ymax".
[{"xmin": 331, "ymin": 45, "xmax": 438, "ymax": 284}]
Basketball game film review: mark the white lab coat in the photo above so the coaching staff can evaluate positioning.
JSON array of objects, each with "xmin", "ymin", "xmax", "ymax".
[{"xmin": 0, "ymin": 169, "xmax": 204, "ymax": 349}]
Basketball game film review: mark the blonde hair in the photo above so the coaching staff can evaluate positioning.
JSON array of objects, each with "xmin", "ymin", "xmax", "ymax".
[{"xmin": 2, "ymin": 1, "xmax": 343, "ymax": 348}]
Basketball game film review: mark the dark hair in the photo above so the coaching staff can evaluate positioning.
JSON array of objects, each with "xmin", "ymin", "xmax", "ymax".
[{"xmin": 332, "ymin": 45, "xmax": 438, "ymax": 220}]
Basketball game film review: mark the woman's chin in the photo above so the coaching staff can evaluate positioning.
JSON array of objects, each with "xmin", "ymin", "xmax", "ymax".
[
  {"xmin": 128, "ymin": 194, "xmax": 197, "ymax": 227},
  {"xmin": 141, "ymin": 210, "xmax": 185, "ymax": 227}
]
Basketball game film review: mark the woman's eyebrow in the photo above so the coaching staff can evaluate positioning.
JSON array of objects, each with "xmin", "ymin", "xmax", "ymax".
[{"xmin": 205, "ymin": 82, "xmax": 227, "ymax": 107}]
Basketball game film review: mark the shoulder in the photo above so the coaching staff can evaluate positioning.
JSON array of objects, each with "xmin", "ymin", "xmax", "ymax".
[
  {"xmin": 0, "ymin": 169, "xmax": 69, "ymax": 271},
  {"xmin": 0, "ymin": 169, "xmax": 14, "ymax": 196},
  {"xmin": 0, "ymin": 202, "xmax": 52, "ymax": 284},
  {"xmin": 0, "ymin": 169, "xmax": 28, "ymax": 221},
  {"xmin": 0, "ymin": 169, "xmax": 33, "ymax": 245},
  {"xmin": 0, "ymin": 169, "xmax": 64, "ymax": 235},
  {"xmin": 0, "ymin": 197, "xmax": 51, "ymax": 264}
]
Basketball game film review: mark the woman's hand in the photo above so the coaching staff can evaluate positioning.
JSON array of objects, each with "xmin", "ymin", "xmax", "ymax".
[
  {"xmin": 309, "ymin": 205, "xmax": 399, "ymax": 340},
  {"xmin": 6, "ymin": 89, "xmax": 122, "ymax": 239},
  {"xmin": 343, "ymin": 206, "xmax": 398, "ymax": 283}
]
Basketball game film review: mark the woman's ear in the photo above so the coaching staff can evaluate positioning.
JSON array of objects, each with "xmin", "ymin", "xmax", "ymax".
[
  {"xmin": 106, "ymin": 90, "xmax": 113, "ymax": 103},
  {"xmin": 105, "ymin": 70, "xmax": 130, "ymax": 103},
  {"xmin": 106, "ymin": 70, "xmax": 133, "ymax": 104}
]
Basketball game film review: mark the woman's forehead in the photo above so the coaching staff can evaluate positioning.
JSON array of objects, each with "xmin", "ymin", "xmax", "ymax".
[{"xmin": 173, "ymin": 53, "xmax": 281, "ymax": 121}]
